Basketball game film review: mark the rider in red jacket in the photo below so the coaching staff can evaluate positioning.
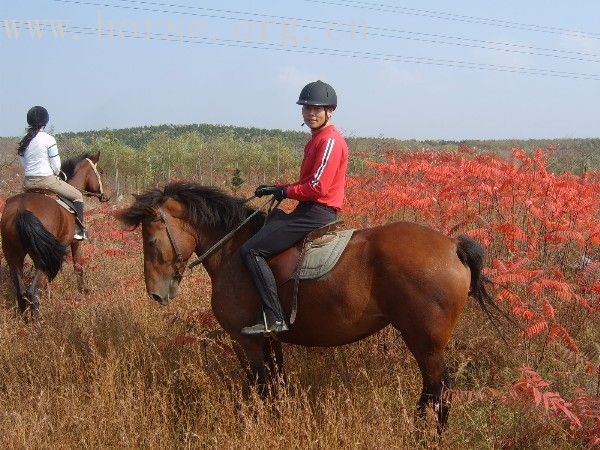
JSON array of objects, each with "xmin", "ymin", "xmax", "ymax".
[
  {"xmin": 285, "ymin": 123, "xmax": 347, "ymax": 210},
  {"xmin": 240, "ymin": 80, "xmax": 349, "ymax": 335}
]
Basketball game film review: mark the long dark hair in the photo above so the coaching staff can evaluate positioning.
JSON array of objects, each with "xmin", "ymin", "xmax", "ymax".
[{"xmin": 17, "ymin": 126, "xmax": 42, "ymax": 156}]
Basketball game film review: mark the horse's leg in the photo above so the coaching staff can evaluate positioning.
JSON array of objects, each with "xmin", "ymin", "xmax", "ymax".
[
  {"xmin": 71, "ymin": 241, "xmax": 88, "ymax": 294},
  {"xmin": 263, "ymin": 338, "xmax": 286, "ymax": 395},
  {"xmin": 390, "ymin": 315, "xmax": 451, "ymax": 433},
  {"xmin": 414, "ymin": 349, "xmax": 451, "ymax": 433},
  {"xmin": 9, "ymin": 262, "xmax": 28, "ymax": 316},
  {"xmin": 26, "ymin": 269, "xmax": 43, "ymax": 320},
  {"xmin": 233, "ymin": 336, "xmax": 269, "ymax": 399},
  {"xmin": 439, "ymin": 367, "xmax": 453, "ymax": 428}
]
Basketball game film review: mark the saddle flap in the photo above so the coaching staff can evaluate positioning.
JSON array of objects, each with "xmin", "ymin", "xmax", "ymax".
[
  {"xmin": 26, "ymin": 188, "xmax": 56, "ymax": 196},
  {"xmin": 25, "ymin": 188, "xmax": 76, "ymax": 213},
  {"xmin": 269, "ymin": 247, "xmax": 301, "ymax": 286},
  {"xmin": 305, "ymin": 220, "xmax": 343, "ymax": 241},
  {"xmin": 310, "ymin": 233, "xmax": 338, "ymax": 248},
  {"xmin": 56, "ymin": 198, "xmax": 76, "ymax": 214},
  {"xmin": 268, "ymin": 220, "xmax": 345, "ymax": 285}
]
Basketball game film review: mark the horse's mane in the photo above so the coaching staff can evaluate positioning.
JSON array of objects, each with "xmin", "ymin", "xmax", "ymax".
[
  {"xmin": 118, "ymin": 181, "xmax": 265, "ymax": 232},
  {"xmin": 62, "ymin": 152, "xmax": 94, "ymax": 180}
]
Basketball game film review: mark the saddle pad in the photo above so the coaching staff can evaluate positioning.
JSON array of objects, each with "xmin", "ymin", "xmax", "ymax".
[{"xmin": 298, "ymin": 229, "xmax": 355, "ymax": 279}]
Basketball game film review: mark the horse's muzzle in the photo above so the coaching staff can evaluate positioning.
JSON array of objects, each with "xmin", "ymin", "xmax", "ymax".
[{"xmin": 150, "ymin": 292, "xmax": 170, "ymax": 306}]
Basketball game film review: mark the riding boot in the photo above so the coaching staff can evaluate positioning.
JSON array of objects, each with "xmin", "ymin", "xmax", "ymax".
[
  {"xmin": 73, "ymin": 201, "xmax": 87, "ymax": 240},
  {"xmin": 241, "ymin": 252, "xmax": 289, "ymax": 335}
]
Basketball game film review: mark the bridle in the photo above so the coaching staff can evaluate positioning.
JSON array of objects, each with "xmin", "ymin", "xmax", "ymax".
[
  {"xmin": 157, "ymin": 206, "xmax": 187, "ymax": 278},
  {"xmin": 82, "ymin": 158, "xmax": 108, "ymax": 201},
  {"xmin": 155, "ymin": 196, "xmax": 279, "ymax": 277}
]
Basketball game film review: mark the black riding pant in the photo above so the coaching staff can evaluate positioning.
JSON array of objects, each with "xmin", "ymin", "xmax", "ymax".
[{"xmin": 240, "ymin": 202, "xmax": 338, "ymax": 322}]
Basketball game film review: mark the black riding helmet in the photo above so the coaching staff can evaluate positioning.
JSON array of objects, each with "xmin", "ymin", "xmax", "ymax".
[
  {"xmin": 26, "ymin": 106, "xmax": 49, "ymax": 128},
  {"xmin": 296, "ymin": 80, "xmax": 337, "ymax": 110}
]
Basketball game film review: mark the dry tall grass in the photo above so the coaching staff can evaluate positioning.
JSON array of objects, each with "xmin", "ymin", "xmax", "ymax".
[
  {"xmin": 2, "ymin": 146, "xmax": 599, "ymax": 449},
  {"xmin": 0, "ymin": 222, "xmax": 584, "ymax": 449}
]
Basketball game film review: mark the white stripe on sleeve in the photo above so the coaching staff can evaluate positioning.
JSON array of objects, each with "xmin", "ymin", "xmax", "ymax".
[{"xmin": 311, "ymin": 138, "xmax": 335, "ymax": 187}]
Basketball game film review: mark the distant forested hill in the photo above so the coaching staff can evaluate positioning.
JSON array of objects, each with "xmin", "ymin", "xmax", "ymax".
[{"xmin": 57, "ymin": 123, "xmax": 309, "ymax": 150}]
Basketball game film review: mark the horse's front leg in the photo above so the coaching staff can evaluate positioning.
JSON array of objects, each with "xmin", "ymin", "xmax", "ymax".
[
  {"xmin": 263, "ymin": 337, "xmax": 286, "ymax": 395},
  {"xmin": 71, "ymin": 241, "xmax": 88, "ymax": 294},
  {"xmin": 233, "ymin": 335, "xmax": 269, "ymax": 399}
]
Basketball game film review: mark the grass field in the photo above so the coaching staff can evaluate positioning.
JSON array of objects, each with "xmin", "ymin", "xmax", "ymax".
[{"xmin": 0, "ymin": 145, "xmax": 598, "ymax": 449}]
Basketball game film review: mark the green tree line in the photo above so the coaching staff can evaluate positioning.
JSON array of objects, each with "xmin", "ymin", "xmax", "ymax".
[{"xmin": 1, "ymin": 124, "xmax": 598, "ymax": 199}]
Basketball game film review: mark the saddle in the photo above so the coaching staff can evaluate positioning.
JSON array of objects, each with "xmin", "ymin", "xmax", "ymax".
[
  {"xmin": 26, "ymin": 189, "xmax": 77, "ymax": 214},
  {"xmin": 268, "ymin": 220, "xmax": 345, "ymax": 286},
  {"xmin": 267, "ymin": 220, "xmax": 355, "ymax": 324}
]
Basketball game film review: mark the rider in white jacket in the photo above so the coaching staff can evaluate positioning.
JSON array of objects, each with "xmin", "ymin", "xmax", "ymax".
[{"xmin": 18, "ymin": 106, "xmax": 87, "ymax": 240}]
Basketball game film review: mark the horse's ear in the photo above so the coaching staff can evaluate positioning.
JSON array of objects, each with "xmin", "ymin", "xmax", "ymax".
[{"xmin": 91, "ymin": 151, "xmax": 101, "ymax": 163}]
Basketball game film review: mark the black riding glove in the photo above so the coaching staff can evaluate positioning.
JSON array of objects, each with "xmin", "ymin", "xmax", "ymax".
[{"xmin": 255, "ymin": 185, "xmax": 287, "ymax": 201}]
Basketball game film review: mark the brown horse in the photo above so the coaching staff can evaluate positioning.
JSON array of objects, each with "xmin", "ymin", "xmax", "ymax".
[
  {"xmin": 1, "ymin": 151, "xmax": 111, "ymax": 319},
  {"xmin": 117, "ymin": 181, "xmax": 497, "ymax": 430}
]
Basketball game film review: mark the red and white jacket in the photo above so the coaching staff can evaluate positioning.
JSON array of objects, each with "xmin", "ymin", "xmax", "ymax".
[{"xmin": 285, "ymin": 125, "xmax": 348, "ymax": 210}]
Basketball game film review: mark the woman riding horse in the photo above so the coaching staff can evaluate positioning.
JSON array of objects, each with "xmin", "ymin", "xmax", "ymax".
[
  {"xmin": 18, "ymin": 106, "xmax": 87, "ymax": 239},
  {"xmin": 2, "ymin": 111, "xmax": 111, "ymax": 318}
]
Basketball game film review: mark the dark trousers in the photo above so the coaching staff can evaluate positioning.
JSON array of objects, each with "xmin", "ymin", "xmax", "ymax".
[{"xmin": 240, "ymin": 202, "xmax": 338, "ymax": 322}]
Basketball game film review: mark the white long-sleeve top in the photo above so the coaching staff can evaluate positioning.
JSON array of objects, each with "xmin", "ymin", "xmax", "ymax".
[{"xmin": 20, "ymin": 131, "xmax": 61, "ymax": 176}]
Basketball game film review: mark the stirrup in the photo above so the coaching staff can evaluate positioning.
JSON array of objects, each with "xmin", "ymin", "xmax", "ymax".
[
  {"xmin": 240, "ymin": 321, "xmax": 289, "ymax": 335},
  {"xmin": 241, "ymin": 310, "xmax": 289, "ymax": 335},
  {"xmin": 240, "ymin": 323, "xmax": 269, "ymax": 335},
  {"xmin": 73, "ymin": 230, "xmax": 87, "ymax": 241}
]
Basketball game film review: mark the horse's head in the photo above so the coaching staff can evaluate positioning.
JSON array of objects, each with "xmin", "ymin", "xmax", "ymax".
[
  {"xmin": 118, "ymin": 196, "xmax": 198, "ymax": 306},
  {"xmin": 118, "ymin": 182, "xmax": 257, "ymax": 306},
  {"xmin": 65, "ymin": 151, "xmax": 112, "ymax": 202}
]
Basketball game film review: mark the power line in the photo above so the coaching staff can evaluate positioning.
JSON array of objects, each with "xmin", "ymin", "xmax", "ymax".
[
  {"xmin": 303, "ymin": 0, "xmax": 600, "ymax": 41},
  {"xmin": 49, "ymin": 0, "xmax": 600, "ymax": 64},
  {"xmin": 6, "ymin": 21, "xmax": 600, "ymax": 81}
]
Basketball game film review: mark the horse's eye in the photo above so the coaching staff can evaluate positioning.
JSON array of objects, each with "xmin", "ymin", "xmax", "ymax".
[{"xmin": 148, "ymin": 237, "xmax": 157, "ymax": 247}]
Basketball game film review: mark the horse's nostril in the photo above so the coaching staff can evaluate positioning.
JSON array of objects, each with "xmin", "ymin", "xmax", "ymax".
[{"xmin": 150, "ymin": 293, "xmax": 163, "ymax": 303}]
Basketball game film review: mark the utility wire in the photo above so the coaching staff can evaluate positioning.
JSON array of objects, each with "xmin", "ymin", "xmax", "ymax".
[
  {"xmin": 6, "ymin": 21, "xmax": 600, "ymax": 81},
  {"xmin": 49, "ymin": 0, "xmax": 600, "ymax": 64},
  {"xmin": 303, "ymin": 0, "xmax": 600, "ymax": 41}
]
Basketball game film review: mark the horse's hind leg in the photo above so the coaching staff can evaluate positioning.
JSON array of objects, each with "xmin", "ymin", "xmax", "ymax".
[
  {"xmin": 414, "ymin": 350, "xmax": 451, "ymax": 433},
  {"xmin": 26, "ymin": 269, "xmax": 43, "ymax": 320},
  {"xmin": 9, "ymin": 264, "xmax": 28, "ymax": 316},
  {"xmin": 390, "ymin": 316, "xmax": 452, "ymax": 433}
]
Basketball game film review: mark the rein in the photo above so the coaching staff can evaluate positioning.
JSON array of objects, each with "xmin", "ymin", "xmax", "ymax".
[
  {"xmin": 187, "ymin": 196, "xmax": 280, "ymax": 270},
  {"xmin": 155, "ymin": 195, "xmax": 280, "ymax": 276},
  {"xmin": 81, "ymin": 158, "xmax": 107, "ymax": 201}
]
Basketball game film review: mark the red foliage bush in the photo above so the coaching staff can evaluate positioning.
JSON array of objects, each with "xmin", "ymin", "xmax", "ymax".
[{"xmin": 345, "ymin": 147, "xmax": 600, "ymax": 443}]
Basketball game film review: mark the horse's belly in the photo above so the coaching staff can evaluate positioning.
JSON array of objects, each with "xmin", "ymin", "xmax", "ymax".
[
  {"xmin": 280, "ymin": 319, "xmax": 389, "ymax": 347},
  {"xmin": 278, "ymin": 276, "xmax": 389, "ymax": 347}
]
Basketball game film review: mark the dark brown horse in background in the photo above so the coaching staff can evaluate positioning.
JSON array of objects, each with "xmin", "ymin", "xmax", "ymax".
[
  {"xmin": 118, "ymin": 181, "xmax": 497, "ymax": 431},
  {"xmin": 1, "ymin": 152, "xmax": 111, "ymax": 319}
]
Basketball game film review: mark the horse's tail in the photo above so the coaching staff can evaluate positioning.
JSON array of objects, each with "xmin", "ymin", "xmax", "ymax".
[
  {"xmin": 15, "ymin": 210, "xmax": 67, "ymax": 281},
  {"xmin": 455, "ymin": 235, "xmax": 513, "ymax": 332}
]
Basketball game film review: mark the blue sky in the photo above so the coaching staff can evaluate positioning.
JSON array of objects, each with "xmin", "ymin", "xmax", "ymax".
[{"xmin": 1, "ymin": 0, "xmax": 599, "ymax": 139}]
